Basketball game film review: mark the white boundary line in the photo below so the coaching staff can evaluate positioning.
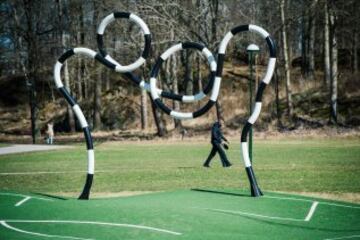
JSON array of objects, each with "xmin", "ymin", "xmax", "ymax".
[
  {"xmin": 0, "ymin": 192, "xmax": 52, "ymax": 202},
  {"xmin": 0, "ymin": 219, "xmax": 182, "ymax": 236},
  {"xmin": 197, "ymin": 200, "xmax": 319, "ymax": 223},
  {"xmin": 263, "ymin": 195, "xmax": 360, "ymax": 209},
  {"xmin": 0, "ymin": 170, "xmax": 116, "ymax": 175},
  {"xmin": 324, "ymin": 235, "xmax": 360, "ymax": 240},
  {"xmin": 304, "ymin": 201, "xmax": 318, "ymax": 221},
  {"xmin": 195, "ymin": 207, "xmax": 305, "ymax": 222},
  {"xmin": 0, "ymin": 171, "xmax": 86, "ymax": 175},
  {"xmin": 15, "ymin": 197, "xmax": 31, "ymax": 207},
  {"xmin": 0, "ymin": 221, "xmax": 92, "ymax": 240}
]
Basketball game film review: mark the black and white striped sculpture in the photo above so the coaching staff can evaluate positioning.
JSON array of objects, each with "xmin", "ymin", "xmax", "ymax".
[
  {"xmin": 54, "ymin": 10, "xmax": 276, "ymax": 199},
  {"xmin": 54, "ymin": 48, "xmax": 105, "ymax": 199},
  {"xmin": 96, "ymin": 12, "xmax": 217, "ymax": 103},
  {"xmin": 217, "ymin": 24, "xmax": 276, "ymax": 197},
  {"xmin": 54, "ymin": 12, "xmax": 218, "ymax": 199},
  {"xmin": 97, "ymin": 12, "xmax": 151, "ymax": 72},
  {"xmin": 150, "ymin": 42, "xmax": 220, "ymax": 119}
]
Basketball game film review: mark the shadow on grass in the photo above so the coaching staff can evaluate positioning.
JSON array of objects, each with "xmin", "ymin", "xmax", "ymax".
[
  {"xmin": 213, "ymin": 210, "xmax": 360, "ymax": 233},
  {"xmin": 191, "ymin": 188, "xmax": 251, "ymax": 198},
  {"xmin": 32, "ymin": 192, "xmax": 68, "ymax": 200}
]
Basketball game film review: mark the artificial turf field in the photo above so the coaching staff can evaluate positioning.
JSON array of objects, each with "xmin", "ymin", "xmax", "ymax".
[{"xmin": 0, "ymin": 138, "xmax": 359, "ymax": 239}]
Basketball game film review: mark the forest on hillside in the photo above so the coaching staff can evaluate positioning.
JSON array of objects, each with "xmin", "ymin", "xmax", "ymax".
[{"xmin": 0, "ymin": 0, "xmax": 359, "ymax": 143}]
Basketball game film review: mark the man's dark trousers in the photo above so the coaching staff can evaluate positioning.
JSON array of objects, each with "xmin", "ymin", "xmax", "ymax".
[{"xmin": 204, "ymin": 142, "xmax": 231, "ymax": 167}]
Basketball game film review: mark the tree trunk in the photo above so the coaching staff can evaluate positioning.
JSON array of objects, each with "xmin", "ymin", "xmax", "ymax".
[
  {"xmin": 194, "ymin": 53, "xmax": 202, "ymax": 93},
  {"xmin": 58, "ymin": 0, "xmax": 75, "ymax": 132},
  {"xmin": 76, "ymin": 10, "xmax": 83, "ymax": 101},
  {"xmin": 329, "ymin": 4, "xmax": 338, "ymax": 124},
  {"xmin": 62, "ymin": 37, "xmax": 76, "ymax": 132},
  {"xmin": 22, "ymin": 0, "xmax": 39, "ymax": 143},
  {"xmin": 93, "ymin": 69, "xmax": 102, "ymax": 129},
  {"xmin": 274, "ymin": 68, "xmax": 282, "ymax": 128},
  {"xmin": 149, "ymin": 94, "xmax": 167, "ymax": 136},
  {"xmin": 215, "ymin": 101, "xmax": 224, "ymax": 124},
  {"xmin": 105, "ymin": 69, "xmax": 111, "ymax": 91},
  {"xmin": 210, "ymin": 0, "xmax": 219, "ymax": 47},
  {"xmin": 170, "ymin": 28, "xmax": 181, "ymax": 129},
  {"xmin": 140, "ymin": 89, "xmax": 148, "ymax": 130},
  {"xmin": 184, "ymin": 50, "xmax": 193, "ymax": 94},
  {"xmin": 301, "ymin": 5, "xmax": 308, "ymax": 76},
  {"xmin": 280, "ymin": 0, "xmax": 293, "ymax": 117},
  {"xmin": 323, "ymin": 1, "xmax": 331, "ymax": 88},
  {"xmin": 353, "ymin": 32, "xmax": 358, "ymax": 74},
  {"xmin": 307, "ymin": 0, "xmax": 318, "ymax": 81},
  {"xmin": 171, "ymin": 53, "xmax": 181, "ymax": 129},
  {"xmin": 308, "ymin": 16, "xmax": 316, "ymax": 80}
]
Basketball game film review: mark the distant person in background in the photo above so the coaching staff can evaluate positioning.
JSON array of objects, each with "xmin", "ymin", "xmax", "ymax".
[
  {"xmin": 46, "ymin": 122, "xmax": 54, "ymax": 145},
  {"xmin": 180, "ymin": 128, "xmax": 187, "ymax": 140},
  {"xmin": 203, "ymin": 121, "xmax": 231, "ymax": 167}
]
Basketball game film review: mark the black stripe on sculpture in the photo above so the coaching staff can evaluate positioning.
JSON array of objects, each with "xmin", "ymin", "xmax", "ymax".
[
  {"xmin": 182, "ymin": 42, "xmax": 204, "ymax": 51},
  {"xmin": 95, "ymin": 54, "xmax": 116, "ymax": 70},
  {"xmin": 124, "ymin": 72, "xmax": 142, "ymax": 85},
  {"xmin": 58, "ymin": 49, "xmax": 75, "ymax": 63},
  {"xmin": 142, "ymin": 34, "xmax": 151, "ymax": 58},
  {"xmin": 255, "ymin": 82, "xmax": 267, "ymax": 102},
  {"xmin": 97, "ymin": 34, "xmax": 106, "ymax": 57},
  {"xmin": 114, "ymin": 12, "xmax": 130, "ymax": 19},
  {"xmin": 78, "ymin": 173, "xmax": 93, "ymax": 200},
  {"xmin": 151, "ymin": 58, "xmax": 163, "ymax": 77},
  {"xmin": 203, "ymin": 72, "xmax": 216, "ymax": 94},
  {"xmin": 216, "ymin": 54, "xmax": 225, "ymax": 77},
  {"xmin": 160, "ymin": 91, "xmax": 183, "ymax": 101},
  {"xmin": 266, "ymin": 36, "xmax": 276, "ymax": 58},
  {"xmin": 83, "ymin": 127, "xmax": 94, "ymax": 150},
  {"xmin": 231, "ymin": 25, "xmax": 249, "ymax": 35},
  {"xmin": 193, "ymin": 100, "xmax": 216, "ymax": 118},
  {"xmin": 154, "ymin": 99, "xmax": 171, "ymax": 115},
  {"xmin": 58, "ymin": 87, "xmax": 76, "ymax": 107},
  {"xmin": 241, "ymin": 122, "xmax": 252, "ymax": 142},
  {"xmin": 245, "ymin": 167, "xmax": 263, "ymax": 196}
]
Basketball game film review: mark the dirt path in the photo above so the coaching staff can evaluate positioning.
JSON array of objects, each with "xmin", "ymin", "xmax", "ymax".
[{"xmin": 0, "ymin": 144, "xmax": 71, "ymax": 155}]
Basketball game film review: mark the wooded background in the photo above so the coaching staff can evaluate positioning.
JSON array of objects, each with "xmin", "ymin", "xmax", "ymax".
[{"xmin": 0, "ymin": 0, "xmax": 359, "ymax": 143}]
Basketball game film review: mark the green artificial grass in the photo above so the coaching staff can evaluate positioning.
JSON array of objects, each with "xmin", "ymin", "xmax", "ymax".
[
  {"xmin": 0, "ymin": 189, "xmax": 359, "ymax": 239},
  {"xmin": 0, "ymin": 138, "xmax": 359, "ymax": 239},
  {"xmin": 0, "ymin": 139, "xmax": 359, "ymax": 195}
]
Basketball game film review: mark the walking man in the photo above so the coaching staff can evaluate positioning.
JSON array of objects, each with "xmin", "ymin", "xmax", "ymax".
[{"xmin": 203, "ymin": 121, "xmax": 231, "ymax": 167}]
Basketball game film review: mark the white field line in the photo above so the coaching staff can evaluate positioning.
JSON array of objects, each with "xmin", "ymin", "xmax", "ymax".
[
  {"xmin": 0, "ymin": 170, "xmax": 112, "ymax": 176},
  {"xmin": 0, "ymin": 171, "xmax": 86, "ymax": 175},
  {"xmin": 324, "ymin": 235, "xmax": 360, "ymax": 240},
  {"xmin": 0, "ymin": 193, "xmax": 52, "ymax": 202},
  {"xmin": 304, "ymin": 201, "xmax": 319, "ymax": 221},
  {"xmin": 0, "ymin": 221, "xmax": 93, "ymax": 240},
  {"xmin": 263, "ymin": 195, "xmax": 314, "ymax": 203},
  {"xmin": 1, "ymin": 220, "xmax": 182, "ymax": 236},
  {"xmin": 263, "ymin": 195, "xmax": 360, "ymax": 210},
  {"xmin": 198, "ymin": 207, "xmax": 305, "ymax": 222},
  {"xmin": 199, "ymin": 200, "xmax": 317, "ymax": 223},
  {"xmin": 15, "ymin": 197, "xmax": 31, "ymax": 207}
]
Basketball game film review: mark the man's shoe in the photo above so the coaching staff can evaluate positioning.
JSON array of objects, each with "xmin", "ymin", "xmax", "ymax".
[{"xmin": 224, "ymin": 163, "xmax": 232, "ymax": 168}]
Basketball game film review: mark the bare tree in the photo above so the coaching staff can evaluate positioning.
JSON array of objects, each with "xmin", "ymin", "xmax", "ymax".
[
  {"xmin": 329, "ymin": 1, "xmax": 338, "ymax": 124},
  {"xmin": 58, "ymin": 0, "xmax": 76, "ymax": 132},
  {"xmin": 307, "ymin": 0, "xmax": 318, "ymax": 80},
  {"xmin": 353, "ymin": 32, "xmax": 358, "ymax": 74},
  {"xmin": 280, "ymin": 0, "xmax": 293, "ymax": 117},
  {"xmin": 323, "ymin": 0, "xmax": 331, "ymax": 88}
]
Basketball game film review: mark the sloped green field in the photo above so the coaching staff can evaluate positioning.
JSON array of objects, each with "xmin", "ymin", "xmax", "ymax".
[{"xmin": 0, "ymin": 189, "xmax": 359, "ymax": 240}]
